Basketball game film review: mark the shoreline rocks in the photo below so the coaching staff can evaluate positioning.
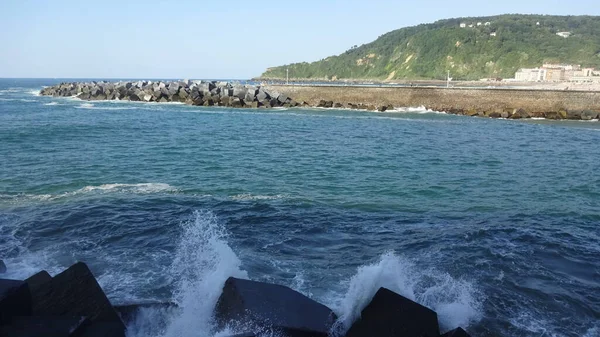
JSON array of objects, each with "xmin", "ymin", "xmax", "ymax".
[{"xmin": 1, "ymin": 261, "xmax": 473, "ymax": 337}]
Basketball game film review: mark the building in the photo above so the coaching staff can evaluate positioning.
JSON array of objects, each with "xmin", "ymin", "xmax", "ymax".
[
  {"xmin": 545, "ymin": 68, "xmax": 565, "ymax": 81},
  {"xmin": 515, "ymin": 68, "xmax": 546, "ymax": 82},
  {"xmin": 460, "ymin": 23, "xmax": 466, "ymax": 28},
  {"xmin": 477, "ymin": 22, "xmax": 482, "ymax": 26},
  {"xmin": 574, "ymin": 68, "xmax": 594, "ymax": 77},
  {"xmin": 556, "ymin": 32, "xmax": 572, "ymax": 38},
  {"xmin": 490, "ymin": 32, "xmax": 497, "ymax": 37},
  {"xmin": 513, "ymin": 64, "xmax": 593, "ymax": 82},
  {"xmin": 485, "ymin": 22, "xmax": 491, "ymax": 26}
]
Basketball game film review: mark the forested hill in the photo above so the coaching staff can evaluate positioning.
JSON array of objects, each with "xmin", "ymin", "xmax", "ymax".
[{"xmin": 260, "ymin": 15, "xmax": 600, "ymax": 81}]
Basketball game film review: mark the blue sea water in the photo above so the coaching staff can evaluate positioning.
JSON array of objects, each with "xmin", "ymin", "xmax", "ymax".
[{"xmin": 0, "ymin": 78, "xmax": 599, "ymax": 337}]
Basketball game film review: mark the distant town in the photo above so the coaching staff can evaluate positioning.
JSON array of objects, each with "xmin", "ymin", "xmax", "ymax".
[
  {"xmin": 458, "ymin": 20, "xmax": 599, "ymax": 84},
  {"xmin": 510, "ymin": 64, "xmax": 600, "ymax": 83}
]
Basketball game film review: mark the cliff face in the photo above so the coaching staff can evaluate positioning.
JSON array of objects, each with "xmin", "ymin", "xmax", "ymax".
[{"xmin": 261, "ymin": 15, "xmax": 600, "ymax": 81}]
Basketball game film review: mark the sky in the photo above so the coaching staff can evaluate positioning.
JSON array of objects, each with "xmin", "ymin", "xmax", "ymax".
[{"xmin": 1, "ymin": 0, "xmax": 599, "ymax": 79}]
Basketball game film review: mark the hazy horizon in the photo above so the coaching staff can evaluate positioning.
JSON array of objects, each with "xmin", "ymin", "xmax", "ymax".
[{"xmin": 2, "ymin": 0, "xmax": 600, "ymax": 79}]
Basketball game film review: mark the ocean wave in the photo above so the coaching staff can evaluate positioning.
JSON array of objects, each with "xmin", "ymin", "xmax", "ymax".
[
  {"xmin": 0, "ymin": 98, "xmax": 15, "ymax": 101},
  {"xmin": 327, "ymin": 252, "xmax": 483, "ymax": 335},
  {"xmin": 0, "ymin": 183, "xmax": 178, "ymax": 204},
  {"xmin": 78, "ymin": 183, "xmax": 177, "ymax": 194},
  {"xmin": 44, "ymin": 102, "xmax": 60, "ymax": 106},
  {"xmin": 27, "ymin": 89, "xmax": 42, "ymax": 96},
  {"xmin": 75, "ymin": 102, "xmax": 154, "ymax": 110},
  {"xmin": 126, "ymin": 211, "xmax": 248, "ymax": 337},
  {"xmin": 230, "ymin": 193, "xmax": 288, "ymax": 201},
  {"xmin": 389, "ymin": 106, "xmax": 444, "ymax": 114}
]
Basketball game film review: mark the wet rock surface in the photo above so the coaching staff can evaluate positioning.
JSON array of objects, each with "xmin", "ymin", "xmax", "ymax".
[{"xmin": 1, "ymin": 263, "xmax": 472, "ymax": 337}]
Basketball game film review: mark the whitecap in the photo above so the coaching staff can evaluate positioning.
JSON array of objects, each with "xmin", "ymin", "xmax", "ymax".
[
  {"xmin": 77, "ymin": 103, "xmax": 95, "ymax": 109},
  {"xmin": 230, "ymin": 193, "xmax": 287, "ymax": 201},
  {"xmin": 327, "ymin": 252, "xmax": 483, "ymax": 335},
  {"xmin": 77, "ymin": 183, "xmax": 177, "ymax": 194},
  {"xmin": 27, "ymin": 89, "xmax": 42, "ymax": 96},
  {"xmin": 0, "ymin": 183, "xmax": 177, "ymax": 205},
  {"xmin": 126, "ymin": 211, "xmax": 249, "ymax": 337},
  {"xmin": 44, "ymin": 102, "xmax": 60, "ymax": 106},
  {"xmin": 75, "ymin": 102, "xmax": 139, "ymax": 110}
]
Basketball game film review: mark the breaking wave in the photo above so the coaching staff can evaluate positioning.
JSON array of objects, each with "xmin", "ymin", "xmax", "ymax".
[
  {"xmin": 126, "ymin": 211, "xmax": 248, "ymax": 337},
  {"xmin": 327, "ymin": 252, "xmax": 483, "ymax": 335}
]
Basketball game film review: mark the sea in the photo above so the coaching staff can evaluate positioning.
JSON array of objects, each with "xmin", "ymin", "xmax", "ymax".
[{"xmin": 0, "ymin": 78, "xmax": 598, "ymax": 337}]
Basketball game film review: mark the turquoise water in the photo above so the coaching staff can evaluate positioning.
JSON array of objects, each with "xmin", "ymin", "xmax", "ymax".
[{"xmin": 0, "ymin": 79, "xmax": 599, "ymax": 337}]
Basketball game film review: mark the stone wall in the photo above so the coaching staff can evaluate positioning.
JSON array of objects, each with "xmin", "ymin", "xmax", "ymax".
[{"xmin": 266, "ymin": 85, "xmax": 600, "ymax": 117}]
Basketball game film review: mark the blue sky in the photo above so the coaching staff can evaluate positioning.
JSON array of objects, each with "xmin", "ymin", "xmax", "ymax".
[{"xmin": 1, "ymin": 0, "xmax": 599, "ymax": 79}]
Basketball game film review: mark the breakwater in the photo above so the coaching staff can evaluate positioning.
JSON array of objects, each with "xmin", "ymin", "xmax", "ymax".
[
  {"xmin": 40, "ymin": 81, "xmax": 600, "ymax": 120},
  {"xmin": 266, "ymin": 85, "xmax": 600, "ymax": 120},
  {"xmin": 40, "ymin": 80, "xmax": 302, "ymax": 108}
]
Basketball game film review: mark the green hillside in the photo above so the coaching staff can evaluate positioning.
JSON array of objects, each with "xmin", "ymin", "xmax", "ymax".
[{"xmin": 260, "ymin": 15, "xmax": 600, "ymax": 81}]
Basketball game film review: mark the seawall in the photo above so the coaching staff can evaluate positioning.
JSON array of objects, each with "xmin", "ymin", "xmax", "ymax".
[{"xmin": 266, "ymin": 85, "xmax": 600, "ymax": 120}]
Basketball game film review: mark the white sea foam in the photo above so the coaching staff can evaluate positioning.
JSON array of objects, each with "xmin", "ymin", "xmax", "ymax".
[
  {"xmin": 389, "ymin": 106, "xmax": 443, "ymax": 114},
  {"xmin": 77, "ymin": 103, "xmax": 96, "ymax": 109},
  {"xmin": 583, "ymin": 325, "xmax": 599, "ymax": 337},
  {"xmin": 327, "ymin": 252, "xmax": 483, "ymax": 335},
  {"xmin": 0, "ymin": 183, "xmax": 177, "ymax": 204},
  {"xmin": 27, "ymin": 89, "xmax": 42, "ymax": 96},
  {"xmin": 78, "ymin": 183, "xmax": 176, "ymax": 194},
  {"xmin": 75, "ymin": 102, "xmax": 144, "ymax": 110},
  {"xmin": 44, "ymin": 102, "xmax": 60, "ymax": 106},
  {"xmin": 126, "ymin": 210, "xmax": 248, "ymax": 337},
  {"xmin": 230, "ymin": 193, "xmax": 287, "ymax": 201}
]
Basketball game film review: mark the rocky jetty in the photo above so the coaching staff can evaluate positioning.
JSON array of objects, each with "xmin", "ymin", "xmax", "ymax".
[
  {"xmin": 40, "ymin": 80, "xmax": 303, "ymax": 108},
  {"xmin": 41, "ymin": 80, "xmax": 597, "ymax": 121},
  {"xmin": 0, "ymin": 261, "xmax": 472, "ymax": 337}
]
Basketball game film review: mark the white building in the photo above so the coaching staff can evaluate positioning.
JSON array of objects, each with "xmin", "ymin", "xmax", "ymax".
[
  {"xmin": 460, "ymin": 23, "xmax": 466, "ymax": 28},
  {"xmin": 515, "ymin": 68, "xmax": 547, "ymax": 82},
  {"xmin": 485, "ymin": 22, "xmax": 491, "ymax": 26},
  {"xmin": 477, "ymin": 22, "xmax": 482, "ymax": 26},
  {"xmin": 490, "ymin": 32, "xmax": 497, "ymax": 37},
  {"xmin": 556, "ymin": 32, "xmax": 572, "ymax": 38},
  {"xmin": 468, "ymin": 24, "xmax": 474, "ymax": 28}
]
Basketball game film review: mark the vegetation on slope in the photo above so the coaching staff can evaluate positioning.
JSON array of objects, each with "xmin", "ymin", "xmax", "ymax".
[{"xmin": 260, "ymin": 15, "xmax": 600, "ymax": 81}]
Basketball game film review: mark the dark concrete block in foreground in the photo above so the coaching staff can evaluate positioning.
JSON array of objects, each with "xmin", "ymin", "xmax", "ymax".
[
  {"xmin": 440, "ymin": 328, "xmax": 471, "ymax": 337},
  {"xmin": 0, "ymin": 316, "xmax": 88, "ymax": 337},
  {"xmin": 346, "ymin": 287, "xmax": 439, "ymax": 337},
  {"xmin": 0, "ymin": 260, "xmax": 6, "ymax": 273},
  {"xmin": 0, "ymin": 279, "xmax": 32, "ymax": 324},
  {"xmin": 29, "ymin": 262, "xmax": 125, "ymax": 332},
  {"xmin": 26, "ymin": 270, "xmax": 53, "ymax": 289},
  {"xmin": 76, "ymin": 321, "xmax": 126, "ymax": 337},
  {"xmin": 440, "ymin": 327, "xmax": 471, "ymax": 337},
  {"xmin": 215, "ymin": 277, "xmax": 337, "ymax": 337}
]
